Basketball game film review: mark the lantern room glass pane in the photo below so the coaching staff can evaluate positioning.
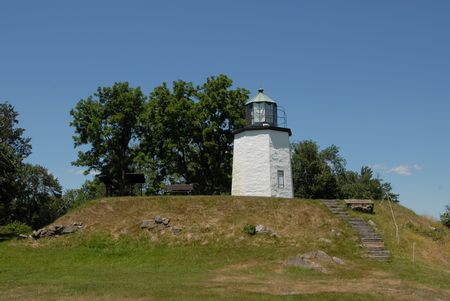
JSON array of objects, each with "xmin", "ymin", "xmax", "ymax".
[
  {"xmin": 245, "ymin": 102, "xmax": 278, "ymax": 126},
  {"xmin": 253, "ymin": 102, "xmax": 265, "ymax": 123}
]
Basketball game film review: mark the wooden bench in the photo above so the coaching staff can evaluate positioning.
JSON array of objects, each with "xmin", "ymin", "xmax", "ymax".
[
  {"xmin": 345, "ymin": 199, "xmax": 374, "ymax": 214},
  {"xmin": 164, "ymin": 184, "xmax": 194, "ymax": 195}
]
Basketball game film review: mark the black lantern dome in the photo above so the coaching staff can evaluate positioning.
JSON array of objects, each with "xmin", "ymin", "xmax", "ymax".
[{"xmin": 245, "ymin": 88, "xmax": 278, "ymax": 127}]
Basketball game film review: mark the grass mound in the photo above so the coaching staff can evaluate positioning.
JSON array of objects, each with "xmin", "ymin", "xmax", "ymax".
[{"xmin": 0, "ymin": 196, "xmax": 449, "ymax": 300}]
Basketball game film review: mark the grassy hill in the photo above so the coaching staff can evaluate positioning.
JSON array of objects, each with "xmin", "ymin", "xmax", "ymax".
[{"xmin": 0, "ymin": 196, "xmax": 449, "ymax": 300}]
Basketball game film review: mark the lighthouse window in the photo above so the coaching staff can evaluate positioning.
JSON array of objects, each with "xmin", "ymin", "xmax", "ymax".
[
  {"xmin": 277, "ymin": 170, "xmax": 284, "ymax": 188},
  {"xmin": 253, "ymin": 102, "xmax": 265, "ymax": 123}
]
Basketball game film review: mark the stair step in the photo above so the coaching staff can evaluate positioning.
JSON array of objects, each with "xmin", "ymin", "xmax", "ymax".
[
  {"xmin": 367, "ymin": 249, "xmax": 389, "ymax": 254},
  {"xmin": 355, "ymin": 230, "xmax": 376, "ymax": 233},
  {"xmin": 322, "ymin": 200, "xmax": 390, "ymax": 261},
  {"xmin": 354, "ymin": 230, "xmax": 378, "ymax": 234},
  {"xmin": 361, "ymin": 236, "xmax": 383, "ymax": 240},
  {"xmin": 359, "ymin": 235, "xmax": 381, "ymax": 238},
  {"xmin": 367, "ymin": 256, "xmax": 390, "ymax": 261},
  {"xmin": 353, "ymin": 227, "xmax": 376, "ymax": 230},
  {"xmin": 363, "ymin": 243, "xmax": 385, "ymax": 248},
  {"xmin": 366, "ymin": 247, "xmax": 386, "ymax": 251}
]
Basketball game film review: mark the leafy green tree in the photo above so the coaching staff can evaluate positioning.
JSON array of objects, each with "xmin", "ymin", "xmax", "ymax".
[
  {"xmin": 338, "ymin": 167, "xmax": 398, "ymax": 201},
  {"xmin": 139, "ymin": 75, "xmax": 248, "ymax": 194},
  {"xmin": 12, "ymin": 164, "xmax": 62, "ymax": 229},
  {"xmin": 62, "ymin": 178, "xmax": 105, "ymax": 209},
  {"xmin": 192, "ymin": 75, "xmax": 248, "ymax": 193},
  {"xmin": 291, "ymin": 140, "xmax": 341, "ymax": 199},
  {"xmin": 70, "ymin": 82, "xmax": 146, "ymax": 195},
  {"xmin": 0, "ymin": 102, "xmax": 31, "ymax": 224},
  {"xmin": 292, "ymin": 140, "xmax": 398, "ymax": 201},
  {"xmin": 138, "ymin": 80, "xmax": 197, "ymax": 193},
  {"xmin": 440, "ymin": 205, "xmax": 450, "ymax": 228}
]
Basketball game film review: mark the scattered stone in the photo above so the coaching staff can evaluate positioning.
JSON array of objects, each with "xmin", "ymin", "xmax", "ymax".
[
  {"xmin": 154, "ymin": 216, "xmax": 170, "ymax": 227},
  {"xmin": 141, "ymin": 220, "xmax": 158, "ymax": 229},
  {"xmin": 162, "ymin": 218, "xmax": 170, "ymax": 226},
  {"xmin": 287, "ymin": 250, "xmax": 344, "ymax": 273},
  {"xmin": 332, "ymin": 256, "xmax": 345, "ymax": 265},
  {"xmin": 318, "ymin": 238, "xmax": 332, "ymax": 244},
  {"xmin": 171, "ymin": 227, "xmax": 182, "ymax": 235},
  {"xmin": 18, "ymin": 234, "xmax": 29, "ymax": 239},
  {"xmin": 307, "ymin": 250, "xmax": 333, "ymax": 263},
  {"xmin": 287, "ymin": 256, "xmax": 326, "ymax": 273},
  {"xmin": 255, "ymin": 224, "xmax": 279, "ymax": 237},
  {"xmin": 61, "ymin": 224, "xmax": 78, "ymax": 234},
  {"xmin": 255, "ymin": 224, "xmax": 266, "ymax": 233},
  {"xmin": 330, "ymin": 229, "xmax": 342, "ymax": 237},
  {"xmin": 368, "ymin": 220, "xmax": 377, "ymax": 229},
  {"xmin": 31, "ymin": 222, "xmax": 83, "ymax": 239}
]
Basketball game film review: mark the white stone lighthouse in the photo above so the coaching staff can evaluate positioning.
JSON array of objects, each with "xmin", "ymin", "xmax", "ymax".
[{"xmin": 231, "ymin": 89, "xmax": 293, "ymax": 198}]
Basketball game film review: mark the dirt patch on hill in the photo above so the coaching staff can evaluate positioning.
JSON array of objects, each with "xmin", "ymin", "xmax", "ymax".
[{"xmin": 209, "ymin": 265, "xmax": 450, "ymax": 301}]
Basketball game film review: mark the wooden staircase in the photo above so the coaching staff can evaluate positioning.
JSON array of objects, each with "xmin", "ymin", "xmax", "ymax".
[{"xmin": 321, "ymin": 199, "xmax": 390, "ymax": 261}]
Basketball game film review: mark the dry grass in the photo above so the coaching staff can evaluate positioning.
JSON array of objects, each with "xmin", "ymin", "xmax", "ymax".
[
  {"xmin": 55, "ymin": 196, "xmax": 353, "ymax": 251},
  {"xmin": 1, "ymin": 196, "xmax": 449, "ymax": 300},
  {"xmin": 350, "ymin": 200, "xmax": 450, "ymax": 266}
]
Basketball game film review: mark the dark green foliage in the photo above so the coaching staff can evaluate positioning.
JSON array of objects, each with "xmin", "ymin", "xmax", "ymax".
[
  {"xmin": 71, "ymin": 76, "xmax": 247, "ymax": 195},
  {"xmin": 291, "ymin": 141, "xmax": 342, "ymax": 199},
  {"xmin": 441, "ymin": 205, "xmax": 450, "ymax": 228},
  {"xmin": 137, "ymin": 74, "xmax": 248, "ymax": 194},
  {"xmin": 12, "ymin": 163, "xmax": 63, "ymax": 229},
  {"xmin": 62, "ymin": 178, "xmax": 105, "ymax": 210},
  {"xmin": 1, "ymin": 103, "xmax": 65, "ymax": 229},
  {"xmin": 243, "ymin": 224, "xmax": 256, "ymax": 235},
  {"xmin": 291, "ymin": 140, "xmax": 398, "ymax": 200},
  {"xmin": 0, "ymin": 221, "xmax": 32, "ymax": 238},
  {"xmin": 70, "ymin": 82, "xmax": 146, "ymax": 196},
  {"xmin": 0, "ymin": 102, "xmax": 32, "ymax": 224}
]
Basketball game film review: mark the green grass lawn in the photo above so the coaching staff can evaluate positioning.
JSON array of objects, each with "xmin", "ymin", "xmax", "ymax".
[
  {"xmin": 1, "ymin": 196, "xmax": 449, "ymax": 300},
  {"xmin": 1, "ymin": 234, "xmax": 448, "ymax": 301}
]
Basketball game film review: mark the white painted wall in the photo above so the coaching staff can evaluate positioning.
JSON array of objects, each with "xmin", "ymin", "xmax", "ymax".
[
  {"xmin": 269, "ymin": 131, "xmax": 293, "ymax": 198},
  {"xmin": 232, "ymin": 129, "xmax": 293, "ymax": 198}
]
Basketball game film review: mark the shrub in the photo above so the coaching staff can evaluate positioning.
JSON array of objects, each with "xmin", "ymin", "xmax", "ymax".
[
  {"xmin": 441, "ymin": 205, "xmax": 450, "ymax": 228},
  {"xmin": 0, "ymin": 221, "xmax": 32, "ymax": 236},
  {"xmin": 243, "ymin": 224, "xmax": 256, "ymax": 236}
]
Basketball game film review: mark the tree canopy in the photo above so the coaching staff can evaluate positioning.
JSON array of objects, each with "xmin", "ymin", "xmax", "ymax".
[
  {"xmin": 138, "ymin": 75, "xmax": 248, "ymax": 194},
  {"xmin": 1, "ymin": 102, "xmax": 64, "ymax": 230},
  {"xmin": 291, "ymin": 140, "xmax": 398, "ymax": 201},
  {"xmin": 12, "ymin": 163, "xmax": 63, "ymax": 229},
  {"xmin": 71, "ymin": 75, "xmax": 248, "ymax": 195},
  {"xmin": 0, "ymin": 102, "xmax": 32, "ymax": 224},
  {"xmin": 70, "ymin": 82, "xmax": 146, "ymax": 195}
]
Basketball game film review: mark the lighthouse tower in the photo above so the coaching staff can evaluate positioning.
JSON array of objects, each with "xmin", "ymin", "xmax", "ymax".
[{"xmin": 231, "ymin": 89, "xmax": 293, "ymax": 198}]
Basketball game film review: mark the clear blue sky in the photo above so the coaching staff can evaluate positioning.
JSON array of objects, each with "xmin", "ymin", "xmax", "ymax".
[{"xmin": 1, "ymin": 1, "xmax": 449, "ymax": 217}]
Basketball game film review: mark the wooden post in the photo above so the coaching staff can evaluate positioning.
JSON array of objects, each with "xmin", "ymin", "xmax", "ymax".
[{"xmin": 412, "ymin": 242, "xmax": 416, "ymax": 264}]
